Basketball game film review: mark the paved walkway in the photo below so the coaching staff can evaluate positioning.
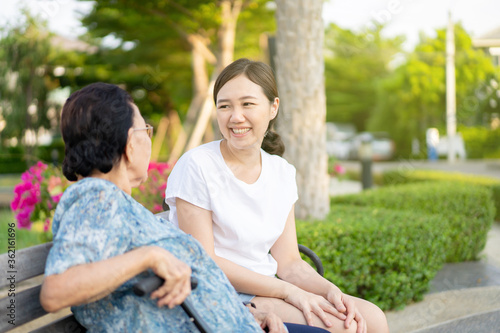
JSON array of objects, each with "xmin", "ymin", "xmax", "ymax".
[
  {"xmin": 332, "ymin": 159, "xmax": 500, "ymax": 332},
  {"xmin": 340, "ymin": 159, "xmax": 500, "ymax": 180},
  {"xmin": 384, "ymin": 224, "xmax": 500, "ymax": 333}
]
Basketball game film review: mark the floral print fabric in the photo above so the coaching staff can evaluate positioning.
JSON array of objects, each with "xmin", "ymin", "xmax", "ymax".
[{"xmin": 45, "ymin": 177, "xmax": 261, "ymax": 333}]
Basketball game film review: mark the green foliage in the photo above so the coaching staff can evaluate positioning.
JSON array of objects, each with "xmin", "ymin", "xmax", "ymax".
[
  {"xmin": 324, "ymin": 23, "xmax": 404, "ymax": 131},
  {"xmin": 0, "ymin": 139, "xmax": 66, "ymax": 174},
  {"xmin": 0, "ymin": 11, "xmax": 55, "ymax": 149},
  {"xmin": 369, "ymin": 24, "xmax": 500, "ymax": 157},
  {"xmin": 332, "ymin": 181, "xmax": 495, "ymax": 262},
  {"xmin": 297, "ymin": 181, "xmax": 494, "ymax": 310},
  {"xmin": 0, "ymin": 146, "xmax": 27, "ymax": 174},
  {"xmin": 76, "ymin": 0, "xmax": 275, "ymax": 121},
  {"xmin": 0, "ymin": 209, "xmax": 45, "ymax": 254},
  {"xmin": 381, "ymin": 169, "xmax": 500, "ymax": 221},
  {"xmin": 297, "ymin": 205, "xmax": 449, "ymax": 310},
  {"xmin": 35, "ymin": 138, "xmax": 66, "ymax": 165},
  {"xmin": 459, "ymin": 125, "xmax": 500, "ymax": 158}
]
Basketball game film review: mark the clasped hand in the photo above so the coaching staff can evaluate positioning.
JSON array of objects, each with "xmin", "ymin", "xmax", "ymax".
[{"xmin": 285, "ymin": 286, "xmax": 367, "ymax": 333}]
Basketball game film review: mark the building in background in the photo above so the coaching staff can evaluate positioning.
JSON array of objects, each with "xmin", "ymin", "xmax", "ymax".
[{"xmin": 473, "ymin": 27, "xmax": 500, "ymax": 66}]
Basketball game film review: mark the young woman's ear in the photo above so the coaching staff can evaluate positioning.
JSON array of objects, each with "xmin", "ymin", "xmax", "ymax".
[{"xmin": 271, "ymin": 97, "xmax": 279, "ymax": 120}]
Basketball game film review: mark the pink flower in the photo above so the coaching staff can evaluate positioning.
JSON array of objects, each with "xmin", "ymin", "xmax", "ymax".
[
  {"xmin": 16, "ymin": 206, "xmax": 34, "ymax": 229},
  {"xmin": 51, "ymin": 193, "xmax": 63, "ymax": 203},
  {"xmin": 334, "ymin": 164, "xmax": 346, "ymax": 175},
  {"xmin": 11, "ymin": 161, "xmax": 69, "ymax": 233},
  {"xmin": 148, "ymin": 161, "xmax": 172, "ymax": 174},
  {"xmin": 43, "ymin": 218, "xmax": 51, "ymax": 232},
  {"xmin": 47, "ymin": 175, "xmax": 62, "ymax": 193},
  {"xmin": 132, "ymin": 161, "xmax": 174, "ymax": 213}
]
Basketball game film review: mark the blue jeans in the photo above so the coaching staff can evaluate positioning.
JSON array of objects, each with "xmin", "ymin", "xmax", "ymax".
[{"xmin": 284, "ymin": 323, "xmax": 330, "ymax": 333}]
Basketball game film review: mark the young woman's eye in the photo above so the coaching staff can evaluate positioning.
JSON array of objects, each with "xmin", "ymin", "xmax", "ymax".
[
  {"xmin": 218, "ymin": 104, "xmax": 229, "ymax": 109},
  {"xmin": 243, "ymin": 102, "xmax": 254, "ymax": 107}
]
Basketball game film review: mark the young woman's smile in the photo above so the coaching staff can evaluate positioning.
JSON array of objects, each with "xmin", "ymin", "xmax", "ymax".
[{"xmin": 216, "ymin": 74, "xmax": 278, "ymax": 151}]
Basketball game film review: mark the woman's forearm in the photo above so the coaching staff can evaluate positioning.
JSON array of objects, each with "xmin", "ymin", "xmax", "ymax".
[
  {"xmin": 277, "ymin": 258, "xmax": 338, "ymax": 298},
  {"xmin": 40, "ymin": 246, "xmax": 155, "ymax": 312},
  {"xmin": 212, "ymin": 255, "xmax": 297, "ymax": 299}
]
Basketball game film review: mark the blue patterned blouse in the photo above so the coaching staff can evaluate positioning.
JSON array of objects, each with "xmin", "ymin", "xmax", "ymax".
[{"xmin": 45, "ymin": 177, "xmax": 261, "ymax": 333}]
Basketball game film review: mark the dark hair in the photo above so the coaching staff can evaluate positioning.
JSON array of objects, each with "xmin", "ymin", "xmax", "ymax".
[
  {"xmin": 214, "ymin": 58, "xmax": 285, "ymax": 156},
  {"xmin": 61, "ymin": 82, "xmax": 134, "ymax": 181}
]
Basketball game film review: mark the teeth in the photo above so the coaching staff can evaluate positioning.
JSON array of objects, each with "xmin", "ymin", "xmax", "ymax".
[{"xmin": 232, "ymin": 128, "xmax": 250, "ymax": 134}]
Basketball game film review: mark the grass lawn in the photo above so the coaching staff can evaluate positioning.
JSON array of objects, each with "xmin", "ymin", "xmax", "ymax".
[
  {"xmin": 0, "ymin": 209, "xmax": 47, "ymax": 254},
  {"xmin": 0, "ymin": 173, "xmax": 21, "ymax": 187}
]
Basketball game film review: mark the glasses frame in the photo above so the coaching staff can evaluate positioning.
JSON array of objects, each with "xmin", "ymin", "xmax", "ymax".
[{"xmin": 132, "ymin": 124, "xmax": 154, "ymax": 139}]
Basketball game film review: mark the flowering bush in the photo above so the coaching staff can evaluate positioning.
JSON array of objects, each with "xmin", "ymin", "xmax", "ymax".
[
  {"xmin": 132, "ymin": 161, "xmax": 173, "ymax": 213},
  {"xmin": 10, "ymin": 161, "xmax": 173, "ymax": 240},
  {"xmin": 10, "ymin": 162, "xmax": 70, "ymax": 239}
]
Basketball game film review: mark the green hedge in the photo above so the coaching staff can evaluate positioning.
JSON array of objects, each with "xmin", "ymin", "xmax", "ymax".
[
  {"xmin": 331, "ymin": 181, "xmax": 495, "ymax": 262},
  {"xmin": 382, "ymin": 169, "xmax": 500, "ymax": 221},
  {"xmin": 0, "ymin": 139, "xmax": 66, "ymax": 174},
  {"xmin": 459, "ymin": 126, "xmax": 500, "ymax": 159},
  {"xmin": 297, "ymin": 205, "xmax": 449, "ymax": 310},
  {"xmin": 36, "ymin": 138, "xmax": 66, "ymax": 165},
  {"xmin": 296, "ymin": 181, "xmax": 494, "ymax": 310},
  {"xmin": 0, "ymin": 146, "xmax": 27, "ymax": 174}
]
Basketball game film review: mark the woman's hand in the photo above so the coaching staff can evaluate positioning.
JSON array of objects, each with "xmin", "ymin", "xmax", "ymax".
[
  {"xmin": 147, "ymin": 247, "xmax": 192, "ymax": 309},
  {"xmin": 325, "ymin": 289, "xmax": 367, "ymax": 333},
  {"xmin": 284, "ymin": 286, "xmax": 347, "ymax": 328},
  {"xmin": 247, "ymin": 305, "xmax": 288, "ymax": 333}
]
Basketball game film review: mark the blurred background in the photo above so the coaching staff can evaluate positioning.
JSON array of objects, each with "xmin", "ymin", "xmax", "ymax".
[
  {"xmin": 0, "ymin": 0, "xmax": 499, "ymax": 169},
  {"xmin": 2, "ymin": 3, "xmax": 500, "ymax": 327}
]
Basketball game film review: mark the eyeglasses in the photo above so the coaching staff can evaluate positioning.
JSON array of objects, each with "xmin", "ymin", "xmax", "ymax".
[{"xmin": 133, "ymin": 124, "xmax": 154, "ymax": 139}]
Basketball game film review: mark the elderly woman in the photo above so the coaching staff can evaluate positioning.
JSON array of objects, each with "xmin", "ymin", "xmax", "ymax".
[{"xmin": 39, "ymin": 82, "xmax": 310, "ymax": 332}]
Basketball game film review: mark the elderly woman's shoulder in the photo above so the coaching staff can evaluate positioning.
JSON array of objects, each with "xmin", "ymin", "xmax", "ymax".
[{"xmin": 61, "ymin": 177, "xmax": 124, "ymax": 205}]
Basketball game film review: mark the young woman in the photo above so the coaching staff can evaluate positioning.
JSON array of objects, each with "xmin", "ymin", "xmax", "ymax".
[{"xmin": 165, "ymin": 58, "xmax": 389, "ymax": 333}]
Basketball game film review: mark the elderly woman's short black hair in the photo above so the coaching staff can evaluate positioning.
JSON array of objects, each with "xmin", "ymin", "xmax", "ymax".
[{"xmin": 61, "ymin": 82, "xmax": 135, "ymax": 181}]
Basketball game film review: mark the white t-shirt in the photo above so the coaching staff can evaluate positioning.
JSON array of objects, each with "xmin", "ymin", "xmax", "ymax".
[{"xmin": 165, "ymin": 140, "xmax": 298, "ymax": 277}]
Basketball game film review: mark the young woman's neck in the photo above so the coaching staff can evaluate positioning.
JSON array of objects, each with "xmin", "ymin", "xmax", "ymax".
[
  {"xmin": 221, "ymin": 139, "xmax": 261, "ymax": 165},
  {"xmin": 220, "ymin": 139, "xmax": 263, "ymax": 184}
]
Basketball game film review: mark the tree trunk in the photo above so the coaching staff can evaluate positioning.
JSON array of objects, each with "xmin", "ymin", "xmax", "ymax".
[
  {"xmin": 24, "ymin": 67, "xmax": 35, "ymax": 166},
  {"xmin": 274, "ymin": 0, "xmax": 329, "ymax": 220},
  {"xmin": 184, "ymin": 0, "xmax": 244, "ymax": 151},
  {"xmin": 185, "ymin": 34, "xmax": 215, "ymax": 125},
  {"xmin": 217, "ymin": 0, "xmax": 243, "ymax": 71}
]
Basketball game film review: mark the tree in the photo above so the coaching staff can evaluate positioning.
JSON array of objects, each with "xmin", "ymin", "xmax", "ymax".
[
  {"xmin": 0, "ymin": 11, "xmax": 62, "ymax": 164},
  {"xmin": 369, "ymin": 23, "xmax": 500, "ymax": 157},
  {"xmin": 274, "ymin": 0, "xmax": 329, "ymax": 220},
  {"xmin": 77, "ymin": 0, "xmax": 275, "ymax": 160},
  {"xmin": 324, "ymin": 23, "xmax": 404, "ymax": 131}
]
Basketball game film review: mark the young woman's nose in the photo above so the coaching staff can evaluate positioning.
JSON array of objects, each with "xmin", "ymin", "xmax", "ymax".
[{"xmin": 230, "ymin": 107, "xmax": 245, "ymax": 122}]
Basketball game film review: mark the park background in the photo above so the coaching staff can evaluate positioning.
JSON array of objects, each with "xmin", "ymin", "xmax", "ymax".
[{"xmin": 1, "ymin": 1, "xmax": 500, "ymax": 332}]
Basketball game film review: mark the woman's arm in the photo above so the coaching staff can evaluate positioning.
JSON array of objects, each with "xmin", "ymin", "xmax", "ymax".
[
  {"xmin": 271, "ymin": 207, "xmax": 336, "ymax": 297},
  {"xmin": 272, "ymin": 206, "xmax": 364, "ymax": 330},
  {"xmin": 40, "ymin": 246, "xmax": 192, "ymax": 312},
  {"xmin": 175, "ymin": 198, "xmax": 297, "ymax": 299}
]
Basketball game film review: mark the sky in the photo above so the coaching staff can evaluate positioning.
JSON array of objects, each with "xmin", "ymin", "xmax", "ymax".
[
  {"xmin": 323, "ymin": 0, "xmax": 500, "ymax": 50},
  {"xmin": 0, "ymin": 0, "xmax": 499, "ymax": 51}
]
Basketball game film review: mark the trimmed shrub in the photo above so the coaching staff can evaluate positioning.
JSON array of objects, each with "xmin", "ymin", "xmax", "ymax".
[
  {"xmin": 331, "ymin": 181, "xmax": 495, "ymax": 262},
  {"xmin": 297, "ymin": 205, "xmax": 449, "ymax": 310},
  {"xmin": 459, "ymin": 126, "xmax": 500, "ymax": 159},
  {"xmin": 36, "ymin": 138, "xmax": 66, "ymax": 165},
  {"xmin": 382, "ymin": 169, "xmax": 500, "ymax": 221},
  {"xmin": 0, "ymin": 146, "xmax": 27, "ymax": 174}
]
